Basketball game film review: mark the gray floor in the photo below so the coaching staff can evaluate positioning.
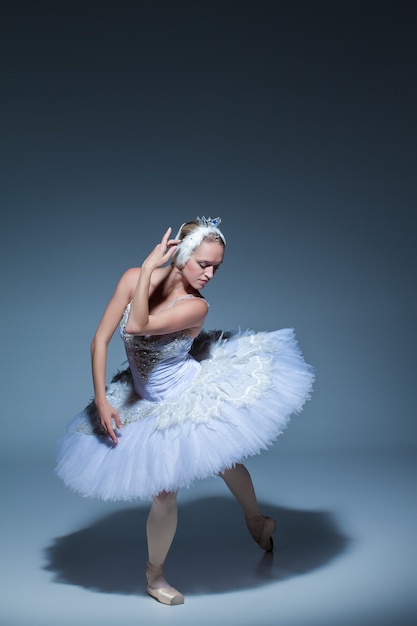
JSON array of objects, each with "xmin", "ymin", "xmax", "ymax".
[{"xmin": 1, "ymin": 448, "xmax": 416, "ymax": 626}]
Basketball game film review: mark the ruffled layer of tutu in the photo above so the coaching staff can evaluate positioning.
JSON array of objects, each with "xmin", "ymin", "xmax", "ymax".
[{"xmin": 55, "ymin": 328, "xmax": 314, "ymax": 501}]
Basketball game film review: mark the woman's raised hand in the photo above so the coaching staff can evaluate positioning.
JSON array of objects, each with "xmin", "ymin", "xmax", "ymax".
[{"xmin": 142, "ymin": 227, "xmax": 180, "ymax": 272}]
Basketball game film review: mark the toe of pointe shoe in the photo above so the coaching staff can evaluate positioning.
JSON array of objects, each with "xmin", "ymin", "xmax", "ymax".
[
  {"xmin": 246, "ymin": 515, "xmax": 277, "ymax": 552},
  {"xmin": 146, "ymin": 584, "xmax": 184, "ymax": 606},
  {"xmin": 259, "ymin": 517, "xmax": 276, "ymax": 552}
]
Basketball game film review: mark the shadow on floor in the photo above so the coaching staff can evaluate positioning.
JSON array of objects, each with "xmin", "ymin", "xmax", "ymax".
[{"xmin": 44, "ymin": 496, "xmax": 349, "ymax": 596}]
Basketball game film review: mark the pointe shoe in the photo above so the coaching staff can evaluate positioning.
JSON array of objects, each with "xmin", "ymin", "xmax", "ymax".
[
  {"xmin": 146, "ymin": 561, "xmax": 184, "ymax": 606},
  {"xmin": 246, "ymin": 514, "xmax": 276, "ymax": 552}
]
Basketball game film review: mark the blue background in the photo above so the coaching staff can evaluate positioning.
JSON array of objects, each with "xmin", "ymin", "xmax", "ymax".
[{"xmin": 1, "ymin": 0, "xmax": 415, "ymax": 459}]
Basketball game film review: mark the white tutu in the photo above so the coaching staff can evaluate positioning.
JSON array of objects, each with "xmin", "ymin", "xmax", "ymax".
[{"xmin": 56, "ymin": 324, "xmax": 314, "ymax": 502}]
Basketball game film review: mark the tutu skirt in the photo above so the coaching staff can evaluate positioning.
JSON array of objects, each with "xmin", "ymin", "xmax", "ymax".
[{"xmin": 56, "ymin": 328, "xmax": 314, "ymax": 501}]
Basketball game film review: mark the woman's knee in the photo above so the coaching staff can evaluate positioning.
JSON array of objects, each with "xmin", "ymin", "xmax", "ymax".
[
  {"xmin": 219, "ymin": 463, "xmax": 245, "ymax": 479},
  {"xmin": 152, "ymin": 491, "xmax": 177, "ymax": 513}
]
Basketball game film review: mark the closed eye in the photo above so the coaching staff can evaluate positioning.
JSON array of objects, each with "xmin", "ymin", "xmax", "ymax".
[{"xmin": 198, "ymin": 262, "xmax": 221, "ymax": 271}]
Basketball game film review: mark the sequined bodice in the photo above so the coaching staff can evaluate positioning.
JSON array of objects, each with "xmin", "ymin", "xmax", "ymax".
[{"xmin": 119, "ymin": 299, "xmax": 200, "ymax": 401}]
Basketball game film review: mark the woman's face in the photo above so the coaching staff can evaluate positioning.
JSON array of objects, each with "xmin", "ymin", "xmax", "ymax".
[{"xmin": 181, "ymin": 240, "xmax": 224, "ymax": 289}]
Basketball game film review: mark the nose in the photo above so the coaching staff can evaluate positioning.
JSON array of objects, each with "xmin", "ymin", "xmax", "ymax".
[{"xmin": 204, "ymin": 266, "xmax": 214, "ymax": 279}]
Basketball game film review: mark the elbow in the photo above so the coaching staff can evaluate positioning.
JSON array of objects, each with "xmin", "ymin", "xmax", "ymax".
[
  {"xmin": 91, "ymin": 333, "xmax": 109, "ymax": 354},
  {"xmin": 125, "ymin": 311, "xmax": 147, "ymax": 335},
  {"xmin": 125, "ymin": 321, "xmax": 145, "ymax": 335}
]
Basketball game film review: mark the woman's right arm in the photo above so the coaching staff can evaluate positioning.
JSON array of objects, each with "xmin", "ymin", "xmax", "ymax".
[{"xmin": 90, "ymin": 268, "xmax": 138, "ymax": 444}]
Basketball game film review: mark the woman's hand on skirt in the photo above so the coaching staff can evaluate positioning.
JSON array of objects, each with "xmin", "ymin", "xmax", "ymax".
[{"xmin": 97, "ymin": 401, "xmax": 122, "ymax": 445}]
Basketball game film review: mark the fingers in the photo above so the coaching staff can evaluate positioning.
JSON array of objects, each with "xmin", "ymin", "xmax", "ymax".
[
  {"xmin": 100, "ymin": 417, "xmax": 120, "ymax": 445},
  {"xmin": 161, "ymin": 227, "xmax": 172, "ymax": 246},
  {"xmin": 143, "ymin": 228, "xmax": 179, "ymax": 270},
  {"xmin": 108, "ymin": 426, "xmax": 119, "ymax": 445},
  {"xmin": 164, "ymin": 242, "xmax": 179, "ymax": 257},
  {"xmin": 162, "ymin": 227, "xmax": 180, "ymax": 249},
  {"xmin": 104, "ymin": 425, "xmax": 118, "ymax": 445},
  {"xmin": 114, "ymin": 410, "xmax": 122, "ymax": 430},
  {"xmin": 159, "ymin": 228, "xmax": 179, "ymax": 262}
]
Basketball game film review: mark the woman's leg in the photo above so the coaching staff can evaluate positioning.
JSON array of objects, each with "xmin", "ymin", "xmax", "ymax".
[
  {"xmin": 147, "ymin": 491, "xmax": 178, "ymax": 566},
  {"xmin": 146, "ymin": 491, "xmax": 184, "ymax": 605},
  {"xmin": 219, "ymin": 463, "xmax": 261, "ymax": 517},
  {"xmin": 220, "ymin": 463, "xmax": 276, "ymax": 551}
]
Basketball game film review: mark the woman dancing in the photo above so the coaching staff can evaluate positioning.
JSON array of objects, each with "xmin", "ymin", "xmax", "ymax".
[{"xmin": 56, "ymin": 216, "xmax": 314, "ymax": 605}]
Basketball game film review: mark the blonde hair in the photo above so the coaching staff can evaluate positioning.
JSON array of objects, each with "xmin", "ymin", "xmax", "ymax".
[{"xmin": 179, "ymin": 220, "xmax": 225, "ymax": 245}]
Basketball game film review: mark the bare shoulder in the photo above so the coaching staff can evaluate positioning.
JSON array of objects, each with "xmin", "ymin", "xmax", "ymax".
[
  {"xmin": 175, "ymin": 294, "xmax": 209, "ymax": 315},
  {"xmin": 189, "ymin": 295, "xmax": 209, "ymax": 311},
  {"xmin": 122, "ymin": 267, "xmax": 141, "ymax": 282},
  {"xmin": 191, "ymin": 296, "xmax": 209, "ymax": 320},
  {"xmin": 119, "ymin": 267, "xmax": 140, "ymax": 292}
]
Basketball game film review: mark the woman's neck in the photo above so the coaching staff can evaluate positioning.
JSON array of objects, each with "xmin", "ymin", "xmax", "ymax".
[{"xmin": 152, "ymin": 266, "xmax": 197, "ymax": 300}]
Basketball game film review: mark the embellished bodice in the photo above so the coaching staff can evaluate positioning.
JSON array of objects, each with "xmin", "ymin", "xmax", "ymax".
[{"xmin": 119, "ymin": 299, "xmax": 200, "ymax": 402}]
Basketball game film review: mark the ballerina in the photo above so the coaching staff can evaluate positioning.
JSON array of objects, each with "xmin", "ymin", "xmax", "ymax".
[{"xmin": 56, "ymin": 217, "xmax": 314, "ymax": 605}]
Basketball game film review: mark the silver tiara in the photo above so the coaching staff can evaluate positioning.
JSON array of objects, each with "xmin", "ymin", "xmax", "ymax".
[{"xmin": 196, "ymin": 216, "xmax": 222, "ymax": 228}]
